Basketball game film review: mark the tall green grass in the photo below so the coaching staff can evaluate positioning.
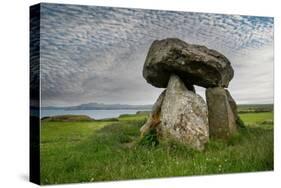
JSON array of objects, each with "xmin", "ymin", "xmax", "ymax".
[{"xmin": 40, "ymin": 112, "xmax": 273, "ymax": 185}]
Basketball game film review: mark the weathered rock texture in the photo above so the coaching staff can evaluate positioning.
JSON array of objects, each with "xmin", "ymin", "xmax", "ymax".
[
  {"xmin": 140, "ymin": 90, "xmax": 166, "ymax": 137},
  {"xmin": 206, "ymin": 87, "xmax": 237, "ymax": 139},
  {"xmin": 143, "ymin": 38, "xmax": 234, "ymax": 88},
  {"xmin": 157, "ymin": 75, "xmax": 209, "ymax": 150},
  {"xmin": 225, "ymin": 90, "xmax": 245, "ymax": 128},
  {"xmin": 225, "ymin": 89, "xmax": 238, "ymax": 121}
]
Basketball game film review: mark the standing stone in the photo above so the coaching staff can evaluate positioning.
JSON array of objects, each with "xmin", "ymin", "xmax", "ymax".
[
  {"xmin": 206, "ymin": 87, "xmax": 237, "ymax": 139},
  {"xmin": 157, "ymin": 75, "xmax": 209, "ymax": 150},
  {"xmin": 140, "ymin": 90, "xmax": 166, "ymax": 137},
  {"xmin": 225, "ymin": 90, "xmax": 238, "ymax": 121},
  {"xmin": 225, "ymin": 90, "xmax": 245, "ymax": 128}
]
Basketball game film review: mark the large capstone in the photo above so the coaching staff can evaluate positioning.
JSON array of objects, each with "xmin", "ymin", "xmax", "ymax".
[
  {"xmin": 143, "ymin": 38, "xmax": 234, "ymax": 88},
  {"xmin": 206, "ymin": 87, "xmax": 237, "ymax": 139},
  {"xmin": 157, "ymin": 75, "xmax": 209, "ymax": 150}
]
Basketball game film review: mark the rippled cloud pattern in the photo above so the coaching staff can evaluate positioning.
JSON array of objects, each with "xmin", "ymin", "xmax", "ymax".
[{"xmin": 39, "ymin": 3, "xmax": 274, "ymax": 106}]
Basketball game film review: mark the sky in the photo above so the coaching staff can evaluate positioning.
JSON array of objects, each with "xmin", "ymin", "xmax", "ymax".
[{"xmin": 39, "ymin": 3, "xmax": 274, "ymax": 107}]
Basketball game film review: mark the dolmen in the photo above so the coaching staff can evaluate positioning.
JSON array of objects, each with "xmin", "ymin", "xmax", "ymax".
[{"xmin": 140, "ymin": 38, "xmax": 239, "ymax": 150}]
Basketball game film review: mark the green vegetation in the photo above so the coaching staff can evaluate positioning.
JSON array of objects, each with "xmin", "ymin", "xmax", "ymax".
[
  {"xmin": 40, "ymin": 111, "xmax": 273, "ymax": 185},
  {"xmin": 237, "ymin": 104, "xmax": 273, "ymax": 113}
]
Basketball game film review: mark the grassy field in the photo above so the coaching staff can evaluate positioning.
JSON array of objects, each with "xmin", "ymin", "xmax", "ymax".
[{"xmin": 40, "ymin": 112, "xmax": 273, "ymax": 185}]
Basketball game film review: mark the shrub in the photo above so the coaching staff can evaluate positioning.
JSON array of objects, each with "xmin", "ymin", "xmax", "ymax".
[
  {"xmin": 138, "ymin": 128, "xmax": 159, "ymax": 147},
  {"xmin": 236, "ymin": 116, "xmax": 246, "ymax": 129}
]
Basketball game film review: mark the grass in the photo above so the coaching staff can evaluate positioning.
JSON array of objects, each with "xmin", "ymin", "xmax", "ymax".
[{"xmin": 40, "ymin": 112, "xmax": 273, "ymax": 185}]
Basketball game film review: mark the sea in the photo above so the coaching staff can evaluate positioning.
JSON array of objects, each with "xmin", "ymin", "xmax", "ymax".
[{"xmin": 40, "ymin": 109, "xmax": 150, "ymax": 120}]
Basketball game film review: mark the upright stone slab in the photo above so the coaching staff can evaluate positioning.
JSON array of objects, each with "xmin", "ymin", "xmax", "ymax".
[
  {"xmin": 140, "ymin": 90, "xmax": 166, "ymax": 137},
  {"xmin": 225, "ymin": 90, "xmax": 238, "ymax": 121},
  {"xmin": 225, "ymin": 89, "xmax": 245, "ymax": 128},
  {"xmin": 206, "ymin": 87, "xmax": 237, "ymax": 139},
  {"xmin": 158, "ymin": 75, "xmax": 209, "ymax": 150}
]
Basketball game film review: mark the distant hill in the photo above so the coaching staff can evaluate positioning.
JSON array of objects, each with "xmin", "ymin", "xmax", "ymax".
[
  {"xmin": 42, "ymin": 102, "xmax": 152, "ymax": 110},
  {"xmin": 42, "ymin": 103, "xmax": 273, "ymax": 112},
  {"xmin": 237, "ymin": 104, "xmax": 273, "ymax": 113}
]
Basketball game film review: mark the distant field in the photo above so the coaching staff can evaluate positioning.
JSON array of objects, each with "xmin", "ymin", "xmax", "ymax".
[
  {"xmin": 237, "ymin": 104, "xmax": 273, "ymax": 113},
  {"xmin": 40, "ymin": 112, "xmax": 273, "ymax": 185}
]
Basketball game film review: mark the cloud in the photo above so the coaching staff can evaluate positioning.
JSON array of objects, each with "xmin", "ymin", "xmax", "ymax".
[
  {"xmin": 228, "ymin": 44, "xmax": 274, "ymax": 104},
  {"xmin": 38, "ymin": 3, "xmax": 274, "ymax": 106}
]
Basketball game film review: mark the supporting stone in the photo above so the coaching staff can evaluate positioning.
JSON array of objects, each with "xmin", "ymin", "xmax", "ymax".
[
  {"xmin": 206, "ymin": 87, "xmax": 237, "ymax": 139},
  {"xmin": 140, "ymin": 90, "xmax": 166, "ymax": 137},
  {"xmin": 225, "ymin": 89, "xmax": 238, "ymax": 120},
  {"xmin": 157, "ymin": 75, "xmax": 209, "ymax": 150},
  {"xmin": 225, "ymin": 90, "xmax": 245, "ymax": 128}
]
